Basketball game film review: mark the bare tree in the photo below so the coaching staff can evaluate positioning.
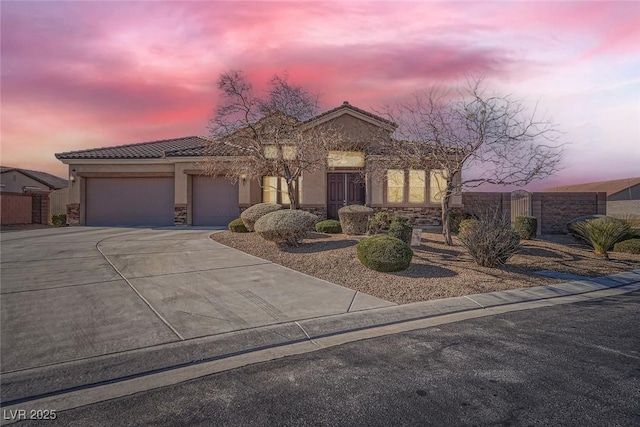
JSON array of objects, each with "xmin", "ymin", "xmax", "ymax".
[
  {"xmin": 202, "ymin": 70, "xmax": 341, "ymax": 208},
  {"xmin": 380, "ymin": 78, "xmax": 563, "ymax": 245}
]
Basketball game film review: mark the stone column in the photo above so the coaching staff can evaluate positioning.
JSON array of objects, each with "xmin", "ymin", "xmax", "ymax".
[{"xmin": 174, "ymin": 204, "xmax": 188, "ymax": 225}]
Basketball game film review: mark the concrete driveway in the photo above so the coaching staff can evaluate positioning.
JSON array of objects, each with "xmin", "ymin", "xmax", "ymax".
[{"xmin": 0, "ymin": 227, "xmax": 392, "ymax": 373}]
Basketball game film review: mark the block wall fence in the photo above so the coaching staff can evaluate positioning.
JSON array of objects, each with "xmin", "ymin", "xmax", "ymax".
[{"xmin": 462, "ymin": 192, "xmax": 607, "ymax": 234}]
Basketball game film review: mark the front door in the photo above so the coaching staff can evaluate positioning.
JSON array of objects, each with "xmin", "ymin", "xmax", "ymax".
[{"xmin": 327, "ymin": 173, "xmax": 365, "ymax": 219}]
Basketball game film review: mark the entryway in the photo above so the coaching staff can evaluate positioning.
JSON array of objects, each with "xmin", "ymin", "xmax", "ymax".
[{"xmin": 327, "ymin": 173, "xmax": 365, "ymax": 219}]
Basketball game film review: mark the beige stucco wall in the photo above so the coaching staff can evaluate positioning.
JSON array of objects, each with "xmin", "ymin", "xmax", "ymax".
[{"xmin": 301, "ymin": 168, "xmax": 326, "ymax": 205}]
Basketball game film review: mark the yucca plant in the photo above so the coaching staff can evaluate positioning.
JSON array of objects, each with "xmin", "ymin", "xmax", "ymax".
[{"xmin": 568, "ymin": 217, "xmax": 631, "ymax": 260}]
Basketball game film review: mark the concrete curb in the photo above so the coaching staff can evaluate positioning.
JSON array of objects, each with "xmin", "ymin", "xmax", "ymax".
[{"xmin": 1, "ymin": 269, "xmax": 639, "ymax": 424}]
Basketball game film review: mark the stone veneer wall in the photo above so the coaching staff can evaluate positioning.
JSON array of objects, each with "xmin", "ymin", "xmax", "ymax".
[
  {"xmin": 373, "ymin": 206, "xmax": 442, "ymax": 226},
  {"xmin": 462, "ymin": 192, "xmax": 606, "ymax": 234},
  {"xmin": 66, "ymin": 204, "xmax": 80, "ymax": 225},
  {"xmin": 174, "ymin": 205, "xmax": 188, "ymax": 225},
  {"xmin": 299, "ymin": 206, "xmax": 327, "ymax": 220}
]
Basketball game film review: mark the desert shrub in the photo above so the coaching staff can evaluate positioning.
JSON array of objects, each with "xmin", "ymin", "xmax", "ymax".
[
  {"xmin": 457, "ymin": 218, "xmax": 479, "ymax": 241},
  {"xmin": 613, "ymin": 238, "xmax": 640, "ymax": 254},
  {"xmin": 449, "ymin": 211, "xmax": 477, "ymax": 233},
  {"xmin": 388, "ymin": 216, "xmax": 413, "ymax": 244},
  {"xmin": 315, "ymin": 219, "xmax": 342, "ymax": 234},
  {"xmin": 240, "ymin": 203, "xmax": 282, "ymax": 231},
  {"xmin": 356, "ymin": 235, "xmax": 413, "ymax": 272},
  {"xmin": 228, "ymin": 218, "xmax": 248, "ymax": 233},
  {"xmin": 514, "ymin": 216, "xmax": 537, "ymax": 240},
  {"xmin": 254, "ymin": 209, "xmax": 318, "ymax": 247},
  {"xmin": 568, "ymin": 216, "xmax": 631, "ymax": 259},
  {"xmin": 51, "ymin": 214, "xmax": 66, "ymax": 227},
  {"xmin": 458, "ymin": 215, "xmax": 520, "ymax": 268},
  {"xmin": 338, "ymin": 205, "xmax": 374, "ymax": 235},
  {"xmin": 367, "ymin": 211, "xmax": 393, "ymax": 235}
]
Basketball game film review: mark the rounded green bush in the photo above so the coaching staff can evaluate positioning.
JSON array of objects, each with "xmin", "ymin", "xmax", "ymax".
[
  {"xmin": 388, "ymin": 216, "xmax": 412, "ymax": 244},
  {"xmin": 338, "ymin": 205, "xmax": 373, "ymax": 235},
  {"xmin": 457, "ymin": 218, "xmax": 479, "ymax": 241},
  {"xmin": 356, "ymin": 235, "xmax": 413, "ymax": 272},
  {"xmin": 51, "ymin": 214, "xmax": 66, "ymax": 227},
  {"xmin": 240, "ymin": 203, "xmax": 282, "ymax": 231},
  {"xmin": 254, "ymin": 209, "xmax": 318, "ymax": 247},
  {"xmin": 315, "ymin": 219, "xmax": 342, "ymax": 234},
  {"xmin": 228, "ymin": 218, "xmax": 248, "ymax": 233},
  {"xmin": 613, "ymin": 238, "xmax": 640, "ymax": 254},
  {"xmin": 514, "ymin": 216, "xmax": 537, "ymax": 240},
  {"xmin": 367, "ymin": 211, "xmax": 393, "ymax": 234},
  {"xmin": 449, "ymin": 211, "xmax": 477, "ymax": 233}
]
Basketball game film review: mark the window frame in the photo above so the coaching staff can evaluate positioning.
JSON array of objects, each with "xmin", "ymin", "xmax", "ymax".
[{"xmin": 262, "ymin": 176, "xmax": 297, "ymax": 205}]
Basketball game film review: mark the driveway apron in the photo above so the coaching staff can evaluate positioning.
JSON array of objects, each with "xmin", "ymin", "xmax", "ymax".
[{"xmin": 0, "ymin": 227, "xmax": 392, "ymax": 373}]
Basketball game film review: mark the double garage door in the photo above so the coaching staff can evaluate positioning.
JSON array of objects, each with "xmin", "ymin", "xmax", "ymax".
[{"xmin": 85, "ymin": 177, "xmax": 238, "ymax": 227}]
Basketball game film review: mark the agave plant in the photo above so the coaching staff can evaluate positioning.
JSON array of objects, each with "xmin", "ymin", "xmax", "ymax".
[{"xmin": 568, "ymin": 217, "xmax": 631, "ymax": 260}]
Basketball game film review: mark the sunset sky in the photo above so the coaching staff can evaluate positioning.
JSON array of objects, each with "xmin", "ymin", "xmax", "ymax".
[{"xmin": 2, "ymin": 1, "xmax": 638, "ymax": 190}]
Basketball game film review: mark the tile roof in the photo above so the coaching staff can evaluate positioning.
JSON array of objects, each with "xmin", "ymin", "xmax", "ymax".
[
  {"xmin": 543, "ymin": 177, "xmax": 640, "ymax": 197},
  {"xmin": 55, "ymin": 136, "xmax": 210, "ymax": 160},
  {"xmin": 0, "ymin": 167, "xmax": 68, "ymax": 189},
  {"xmin": 164, "ymin": 143, "xmax": 247, "ymax": 157}
]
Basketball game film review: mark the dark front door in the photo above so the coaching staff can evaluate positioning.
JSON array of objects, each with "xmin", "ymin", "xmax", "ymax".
[{"xmin": 327, "ymin": 173, "xmax": 365, "ymax": 219}]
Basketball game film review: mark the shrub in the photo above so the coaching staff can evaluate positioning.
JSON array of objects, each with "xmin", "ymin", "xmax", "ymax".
[
  {"xmin": 367, "ymin": 211, "xmax": 393, "ymax": 234},
  {"xmin": 388, "ymin": 216, "xmax": 412, "ymax": 244},
  {"xmin": 568, "ymin": 216, "xmax": 631, "ymax": 259},
  {"xmin": 457, "ymin": 215, "xmax": 520, "ymax": 268},
  {"xmin": 240, "ymin": 203, "xmax": 282, "ymax": 231},
  {"xmin": 254, "ymin": 209, "xmax": 318, "ymax": 247},
  {"xmin": 338, "ymin": 205, "xmax": 374, "ymax": 235},
  {"xmin": 356, "ymin": 235, "xmax": 413, "ymax": 272},
  {"xmin": 51, "ymin": 214, "xmax": 66, "ymax": 227},
  {"xmin": 315, "ymin": 219, "xmax": 342, "ymax": 234},
  {"xmin": 613, "ymin": 238, "xmax": 640, "ymax": 254},
  {"xmin": 457, "ymin": 218, "xmax": 479, "ymax": 241},
  {"xmin": 449, "ymin": 211, "xmax": 477, "ymax": 233},
  {"xmin": 514, "ymin": 216, "xmax": 537, "ymax": 240},
  {"xmin": 228, "ymin": 218, "xmax": 248, "ymax": 233}
]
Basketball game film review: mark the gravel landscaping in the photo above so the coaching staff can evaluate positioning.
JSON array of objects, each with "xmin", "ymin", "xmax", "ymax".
[{"xmin": 211, "ymin": 231, "xmax": 640, "ymax": 304}]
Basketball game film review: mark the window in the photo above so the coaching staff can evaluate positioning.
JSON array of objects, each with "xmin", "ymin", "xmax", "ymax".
[
  {"xmin": 327, "ymin": 151, "xmax": 365, "ymax": 168},
  {"xmin": 430, "ymin": 169, "xmax": 448, "ymax": 203},
  {"xmin": 265, "ymin": 145, "xmax": 297, "ymax": 160},
  {"xmin": 262, "ymin": 176, "xmax": 278, "ymax": 204},
  {"xmin": 409, "ymin": 170, "xmax": 426, "ymax": 203},
  {"xmin": 387, "ymin": 170, "xmax": 404, "ymax": 203},
  {"xmin": 262, "ymin": 176, "xmax": 293, "ymax": 205}
]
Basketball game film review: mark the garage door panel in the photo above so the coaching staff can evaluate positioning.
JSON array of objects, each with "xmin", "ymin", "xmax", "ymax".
[
  {"xmin": 192, "ymin": 177, "xmax": 239, "ymax": 226},
  {"xmin": 86, "ymin": 178, "xmax": 174, "ymax": 226}
]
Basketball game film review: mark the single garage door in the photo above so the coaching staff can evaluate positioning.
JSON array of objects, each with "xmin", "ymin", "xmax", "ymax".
[
  {"xmin": 192, "ymin": 176, "xmax": 239, "ymax": 226},
  {"xmin": 86, "ymin": 177, "xmax": 174, "ymax": 226}
]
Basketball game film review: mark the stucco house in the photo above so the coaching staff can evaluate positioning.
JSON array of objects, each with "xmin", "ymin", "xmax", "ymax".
[{"xmin": 55, "ymin": 102, "xmax": 461, "ymax": 227}]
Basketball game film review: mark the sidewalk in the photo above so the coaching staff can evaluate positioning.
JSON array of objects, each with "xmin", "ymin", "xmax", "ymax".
[{"xmin": 2, "ymin": 268, "xmax": 639, "ymax": 423}]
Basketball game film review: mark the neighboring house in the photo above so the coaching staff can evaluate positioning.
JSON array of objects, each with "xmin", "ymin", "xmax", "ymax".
[
  {"xmin": 0, "ymin": 166, "xmax": 68, "ymax": 194},
  {"xmin": 0, "ymin": 167, "xmax": 69, "ymax": 224},
  {"xmin": 544, "ymin": 177, "xmax": 640, "ymax": 216},
  {"xmin": 55, "ymin": 102, "xmax": 462, "ymax": 227}
]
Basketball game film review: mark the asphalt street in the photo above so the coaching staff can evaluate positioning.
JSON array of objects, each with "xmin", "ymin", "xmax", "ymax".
[{"xmin": 17, "ymin": 290, "xmax": 640, "ymax": 426}]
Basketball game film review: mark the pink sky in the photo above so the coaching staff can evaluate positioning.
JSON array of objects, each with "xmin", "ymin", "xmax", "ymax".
[{"xmin": 2, "ymin": 1, "xmax": 639, "ymax": 190}]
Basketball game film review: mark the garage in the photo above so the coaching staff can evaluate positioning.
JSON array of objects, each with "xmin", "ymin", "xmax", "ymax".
[
  {"xmin": 85, "ymin": 177, "xmax": 174, "ymax": 226},
  {"xmin": 192, "ymin": 176, "xmax": 239, "ymax": 226}
]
